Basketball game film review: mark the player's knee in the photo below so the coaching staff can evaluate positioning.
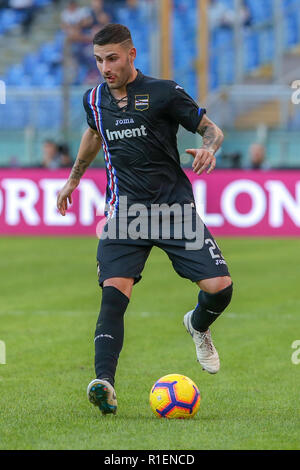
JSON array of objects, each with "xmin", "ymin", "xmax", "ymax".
[
  {"xmin": 199, "ymin": 282, "xmax": 233, "ymax": 314},
  {"xmin": 95, "ymin": 285, "xmax": 130, "ymax": 335},
  {"xmin": 103, "ymin": 277, "xmax": 134, "ymax": 299},
  {"xmin": 199, "ymin": 276, "xmax": 232, "ymax": 294}
]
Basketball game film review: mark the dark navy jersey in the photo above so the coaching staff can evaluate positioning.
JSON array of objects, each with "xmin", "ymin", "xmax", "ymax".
[{"xmin": 83, "ymin": 70, "xmax": 205, "ymax": 218}]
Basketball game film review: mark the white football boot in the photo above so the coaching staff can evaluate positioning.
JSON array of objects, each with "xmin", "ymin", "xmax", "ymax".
[
  {"xmin": 87, "ymin": 379, "xmax": 117, "ymax": 415},
  {"xmin": 183, "ymin": 310, "xmax": 220, "ymax": 374}
]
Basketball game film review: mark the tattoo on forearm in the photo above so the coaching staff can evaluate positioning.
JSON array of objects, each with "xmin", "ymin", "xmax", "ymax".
[
  {"xmin": 70, "ymin": 159, "xmax": 89, "ymax": 180},
  {"xmin": 197, "ymin": 121, "xmax": 224, "ymax": 153}
]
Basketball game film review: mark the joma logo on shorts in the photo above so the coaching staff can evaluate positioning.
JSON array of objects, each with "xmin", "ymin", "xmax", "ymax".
[{"xmin": 106, "ymin": 125, "xmax": 147, "ymax": 141}]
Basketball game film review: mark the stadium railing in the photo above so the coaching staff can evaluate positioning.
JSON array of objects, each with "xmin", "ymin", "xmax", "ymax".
[{"xmin": 0, "ymin": 85, "xmax": 299, "ymax": 169}]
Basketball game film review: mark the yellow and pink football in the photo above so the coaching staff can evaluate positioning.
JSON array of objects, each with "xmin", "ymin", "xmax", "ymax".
[{"xmin": 149, "ymin": 374, "xmax": 201, "ymax": 419}]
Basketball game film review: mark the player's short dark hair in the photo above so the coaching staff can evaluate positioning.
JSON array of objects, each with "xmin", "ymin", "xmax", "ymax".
[{"xmin": 93, "ymin": 24, "xmax": 133, "ymax": 48}]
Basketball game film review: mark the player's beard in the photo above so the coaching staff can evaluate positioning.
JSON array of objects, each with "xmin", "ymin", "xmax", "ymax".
[{"xmin": 106, "ymin": 58, "xmax": 132, "ymax": 90}]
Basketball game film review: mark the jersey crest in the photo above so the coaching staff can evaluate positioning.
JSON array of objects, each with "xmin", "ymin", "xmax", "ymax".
[{"xmin": 135, "ymin": 94, "xmax": 149, "ymax": 111}]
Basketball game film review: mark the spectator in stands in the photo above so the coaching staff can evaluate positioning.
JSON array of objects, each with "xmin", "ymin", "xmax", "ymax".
[
  {"xmin": 126, "ymin": 0, "xmax": 138, "ymax": 8},
  {"xmin": 42, "ymin": 140, "xmax": 61, "ymax": 169},
  {"xmin": 42, "ymin": 140, "xmax": 72, "ymax": 169},
  {"xmin": 64, "ymin": 1, "xmax": 111, "ymax": 85},
  {"xmin": 61, "ymin": 0, "xmax": 90, "ymax": 31},
  {"xmin": 58, "ymin": 143, "xmax": 73, "ymax": 168},
  {"xmin": 249, "ymin": 143, "xmax": 269, "ymax": 170},
  {"xmin": 9, "ymin": 0, "xmax": 34, "ymax": 36},
  {"xmin": 222, "ymin": 151, "xmax": 242, "ymax": 169},
  {"xmin": 241, "ymin": 0, "xmax": 252, "ymax": 27},
  {"xmin": 81, "ymin": 0, "xmax": 112, "ymax": 31},
  {"xmin": 208, "ymin": 0, "xmax": 251, "ymax": 30},
  {"xmin": 8, "ymin": 155, "xmax": 20, "ymax": 168}
]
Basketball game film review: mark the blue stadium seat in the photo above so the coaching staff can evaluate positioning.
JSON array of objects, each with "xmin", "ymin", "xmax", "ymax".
[
  {"xmin": 30, "ymin": 63, "xmax": 50, "ymax": 86},
  {"xmin": 245, "ymin": 0, "xmax": 273, "ymax": 23},
  {"xmin": 34, "ymin": 0, "xmax": 51, "ymax": 7},
  {"xmin": 173, "ymin": 0, "xmax": 197, "ymax": 97},
  {"xmin": 284, "ymin": 11, "xmax": 299, "ymax": 47},
  {"xmin": 283, "ymin": 0, "xmax": 297, "ymax": 8},
  {"xmin": 243, "ymin": 30, "xmax": 260, "ymax": 72},
  {"xmin": 5, "ymin": 64, "xmax": 26, "ymax": 86},
  {"xmin": 0, "ymin": 9, "xmax": 19, "ymax": 33},
  {"xmin": 23, "ymin": 53, "xmax": 40, "ymax": 75},
  {"xmin": 0, "ymin": 1, "xmax": 54, "ymax": 37},
  {"xmin": 259, "ymin": 28, "xmax": 275, "ymax": 63},
  {"xmin": 7, "ymin": 34, "xmax": 64, "ymax": 89}
]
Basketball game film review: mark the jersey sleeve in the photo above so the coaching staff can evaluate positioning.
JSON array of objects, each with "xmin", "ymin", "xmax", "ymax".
[
  {"xmin": 166, "ymin": 82, "xmax": 206, "ymax": 133},
  {"xmin": 83, "ymin": 89, "xmax": 98, "ymax": 131}
]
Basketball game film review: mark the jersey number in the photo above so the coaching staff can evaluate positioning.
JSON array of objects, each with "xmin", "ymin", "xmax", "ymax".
[{"xmin": 205, "ymin": 238, "xmax": 221, "ymax": 259}]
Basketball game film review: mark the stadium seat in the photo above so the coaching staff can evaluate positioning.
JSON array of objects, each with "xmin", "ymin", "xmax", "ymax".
[
  {"xmin": 5, "ymin": 64, "xmax": 26, "ymax": 86},
  {"xmin": 34, "ymin": 0, "xmax": 51, "ymax": 6},
  {"xmin": 243, "ymin": 30, "xmax": 260, "ymax": 72},
  {"xmin": 30, "ymin": 63, "xmax": 51, "ymax": 86},
  {"xmin": 0, "ymin": 1, "xmax": 55, "ymax": 36},
  {"xmin": 0, "ymin": 9, "xmax": 19, "ymax": 34},
  {"xmin": 23, "ymin": 53, "xmax": 40, "ymax": 76},
  {"xmin": 245, "ymin": 0, "xmax": 273, "ymax": 23}
]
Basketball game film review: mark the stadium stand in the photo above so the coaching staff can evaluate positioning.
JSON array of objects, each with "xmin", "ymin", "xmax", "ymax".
[
  {"xmin": 0, "ymin": 0, "xmax": 299, "ymax": 167},
  {"xmin": 1, "ymin": 0, "xmax": 300, "ymax": 93},
  {"xmin": 0, "ymin": 0, "xmax": 52, "ymax": 36}
]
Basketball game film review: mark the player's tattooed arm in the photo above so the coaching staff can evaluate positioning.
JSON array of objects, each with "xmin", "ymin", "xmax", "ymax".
[
  {"xmin": 69, "ymin": 158, "xmax": 90, "ymax": 180},
  {"xmin": 196, "ymin": 115, "xmax": 224, "ymax": 156},
  {"xmin": 186, "ymin": 115, "xmax": 224, "ymax": 175},
  {"xmin": 57, "ymin": 128, "xmax": 102, "ymax": 216},
  {"xmin": 69, "ymin": 128, "xmax": 102, "ymax": 181}
]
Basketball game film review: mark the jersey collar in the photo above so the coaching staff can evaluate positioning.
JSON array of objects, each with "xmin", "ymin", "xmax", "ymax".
[
  {"xmin": 102, "ymin": 70, "xmax": 143, "ymax": 110},
  {"xmin": 126, "ymin": 69, "xmax": 143, "ymax": 90}
]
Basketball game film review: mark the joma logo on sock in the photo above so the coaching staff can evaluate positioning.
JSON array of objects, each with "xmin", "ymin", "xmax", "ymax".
[
  {"xmin": 95, "ymin": 334, "xmax": 114, "ymax": 342},
  {"xmin": 106, "ymin": 125, "xmax": 147, "ymax": 141}
]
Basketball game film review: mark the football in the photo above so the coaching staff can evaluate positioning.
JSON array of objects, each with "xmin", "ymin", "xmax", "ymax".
[{"xmin": 149, "ymin": 374, "xmax": 201, "ymax": 419}]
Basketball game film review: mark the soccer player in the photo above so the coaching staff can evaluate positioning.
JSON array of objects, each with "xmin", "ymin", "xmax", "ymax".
[{"xmin": 57, "ymin": 24, "xmax": 233, "ymax": 415}]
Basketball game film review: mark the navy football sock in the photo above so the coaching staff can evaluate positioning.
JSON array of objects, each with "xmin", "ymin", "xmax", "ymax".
[
  {"xmin": 191, "ymin": 283, "xmax": 233, "ymax": 333},
  {"xmin": 94, "ymin": 286, "xmax": 129, "ymax": 387}
]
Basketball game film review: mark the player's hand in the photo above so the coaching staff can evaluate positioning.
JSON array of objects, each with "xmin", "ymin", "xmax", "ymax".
[
  {"xmin": 186, "ymin": 148, "xmax": 216, "ymax": 175},
  {"xmin": 57, "ymin": 179, "xmax": 79, "ymax": 216}
]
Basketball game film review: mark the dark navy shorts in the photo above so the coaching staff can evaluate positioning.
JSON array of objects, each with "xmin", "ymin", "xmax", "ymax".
[{"xmin": 96, "ymin": 213, "xmax": 230, "ymax": 287}]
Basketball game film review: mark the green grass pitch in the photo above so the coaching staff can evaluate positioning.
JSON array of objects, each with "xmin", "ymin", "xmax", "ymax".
[{"xmin": 0, "ymin": 236, "xmax": 299, "ymax": 450}]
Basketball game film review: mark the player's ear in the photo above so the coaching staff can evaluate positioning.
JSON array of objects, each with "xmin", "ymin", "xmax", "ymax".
[{"xmin": 129, "ymin": 47, "xmax": 136, "ymax": 61}]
